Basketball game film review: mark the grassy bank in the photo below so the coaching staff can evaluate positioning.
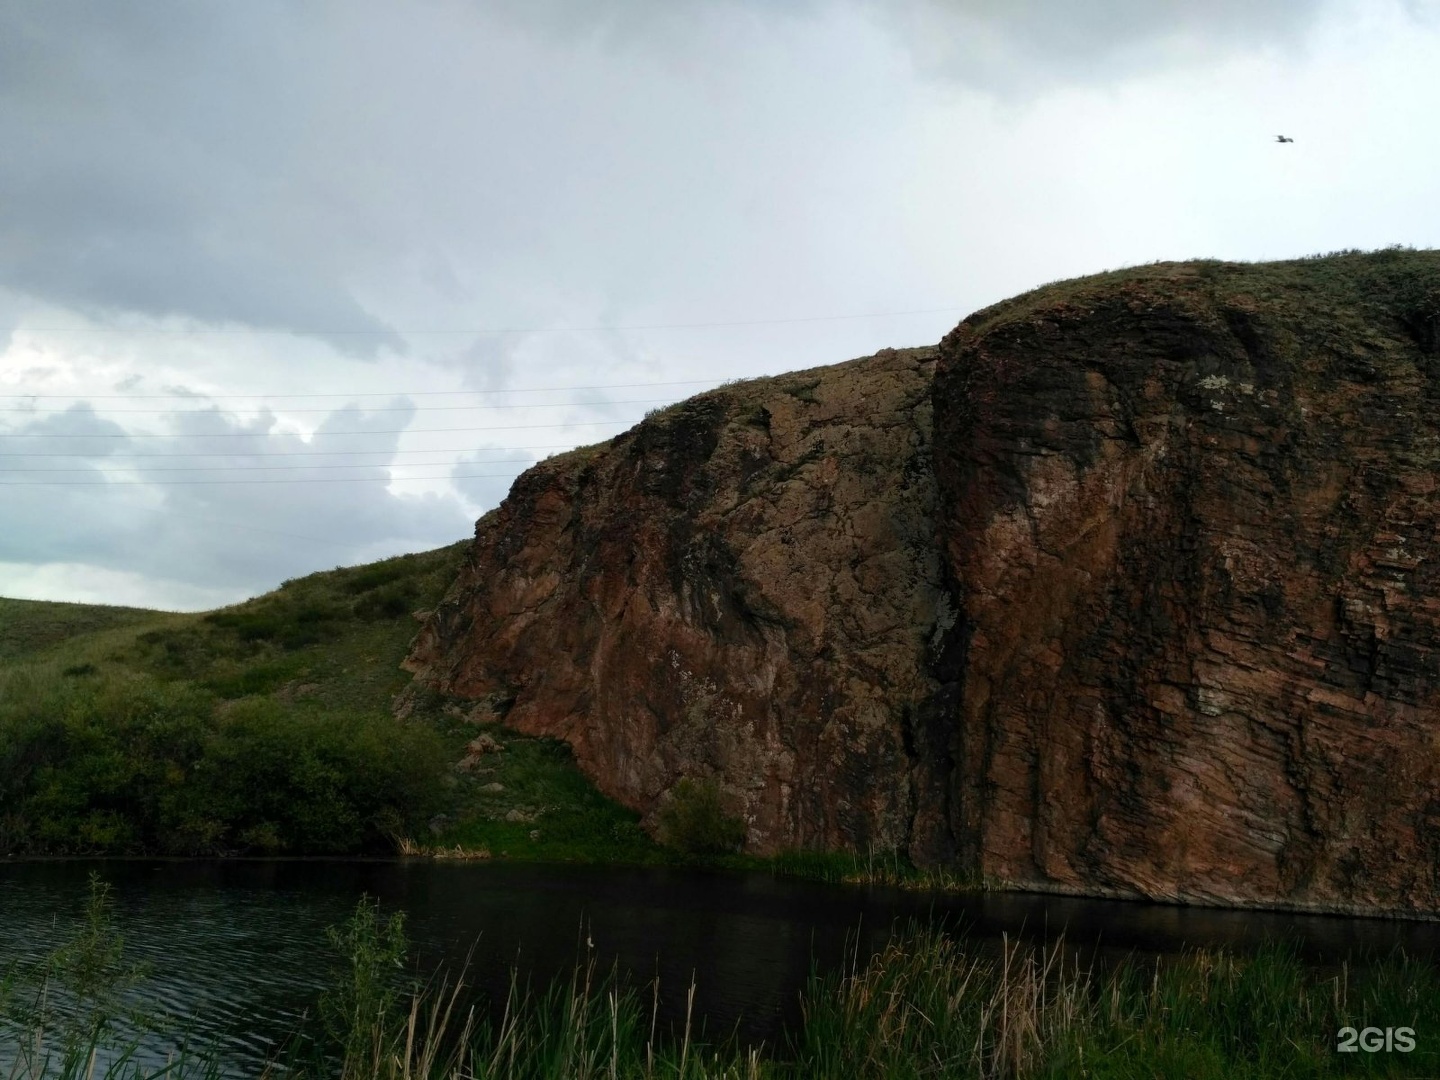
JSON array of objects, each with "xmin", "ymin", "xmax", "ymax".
[{"xmin": 6, "ymin": 877, "xmax": 1439, "ymax": 1078}]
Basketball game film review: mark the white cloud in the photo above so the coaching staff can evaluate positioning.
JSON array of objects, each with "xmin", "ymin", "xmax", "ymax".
[{"xmin": 0, "ymin": 561, "xmax": 242, "ymax": 613}]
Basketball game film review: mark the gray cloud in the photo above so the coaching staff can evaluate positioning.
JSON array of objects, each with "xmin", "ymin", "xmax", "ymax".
[
  {"xmin": 0, "ymin": 0, "xmax": 1338, "ymax": 368},
  {"xmin": 868, "ymin": 0, "xmax": 1331, "ymax": 90},
  {"xmin": 2, "ymin": 402, "xmax": 127, "ymax": 459},
  {"xmin": 450, "ymin": 447, "xmax": 537, "ymax": 510},
  {"xmin": 484, "ymin": 0, "xmax": 1335, "ymax": 91},
  {"xmin": 449, "ymin": 337, "xmax": 522, "ymax": 395},
  {"xmin": 0, "ymin": 3, "xmax": 400, "ymax": 355},
  {"xmin": 0, "ymin": 0, "xmax": 1421, "ymax": 366},
  {"xmin": 1, "ymin": 0, "xmax": 1342, "ymax": 377},
  {"xmin": 0, "ymin": 398, "xmax": 475, "ymax": 602}
]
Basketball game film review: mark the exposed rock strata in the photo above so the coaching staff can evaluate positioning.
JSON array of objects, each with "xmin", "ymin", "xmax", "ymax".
[
  {"xmin": 932, "ymin": 253, "xmax": 1440, "ymax": 915},
  {"xmin": 405, "ymin": 348, "xmax": 961, "ymax": 857},
  {"xmin": 407, "ymin": 251, "xmax": 1440, "ymax": 915}
]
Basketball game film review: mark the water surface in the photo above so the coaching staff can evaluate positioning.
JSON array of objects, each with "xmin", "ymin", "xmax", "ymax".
[{"xmin": 4, "ymin": 859, "xmax": 1439, "ymax": 1074}]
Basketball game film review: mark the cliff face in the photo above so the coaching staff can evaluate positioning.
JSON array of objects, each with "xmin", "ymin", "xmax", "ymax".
[
  {"xmin": 405, "ymin": 348, "xmax": 964, "ymax": 857},
  {"xmin": 407, "ymin": 250, "xmax": 1440, "ymax": 915},
  {"xmin": 933, "ymin": 252, "xmax": 1440, "ymax": 914}
]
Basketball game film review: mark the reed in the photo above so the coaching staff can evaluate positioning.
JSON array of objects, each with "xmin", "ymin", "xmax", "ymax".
[
  {"xmin": 790, "ymin": 926, "xmax": 1091, "ymax": 1078},
  {"xmin": 267, "ymin": 946, "xmax": 737, "ymax": 1080},
  {"xmin": 393, "ymin": 838, "xmax": 491, "ymax": 860},
  {"xmin": 765, "ymin": 845, "xmax": 989, "ymax": 891}
]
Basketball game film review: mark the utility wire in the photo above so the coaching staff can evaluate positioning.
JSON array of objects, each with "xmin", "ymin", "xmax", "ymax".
[
  {"xmin": 0, "ymin": 444, "xmax": 574, "ymax": 459},
  {"xmin": 0, "ymin": 472, "xmax": 525, "ymax": 486},
  {"xmin": 0, "ymin": 379, "xmax": 719, "ymax": 401},
  {"xmin": 0, "ymin": 396, "xmax": 680, "ymax": 415},
  {"xmin": 20, "ymin": 306, "xmax": 963, "ymax": 337},
  {"xmin": 2, "ymin": 460, "xmax": 539, "ymax": 474},
  {"xmin": 2, "ymin": 419, "xmax": 643, "ymax": 439}
]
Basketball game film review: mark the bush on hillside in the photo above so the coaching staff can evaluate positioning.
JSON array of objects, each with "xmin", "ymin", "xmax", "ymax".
[
  {"xmin": 656, "ymin": 778, "xmax": 746, "ymax": 855},
  {"xmin": 0, "ymin": 667, "xmax": 448, "ymax": 856},
  {"xmin": 201, "ymin": 699, "xmax": 448, "ymax": 852},
  {"xmin": 351, "ymin": 583, "xmax": 419, "ymax": 621},
  {"xmin": 203, "ymin": 600, "xmax": 349, "ymax": 650}
]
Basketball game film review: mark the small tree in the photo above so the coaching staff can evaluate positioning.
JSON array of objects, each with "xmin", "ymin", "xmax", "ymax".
[
  {"xmin": 320, "ymin": 896, "xmax": 410, "ymax": 1066},
  {"xmin": 657, "ymin": 778, "xmax": 746, "ymax": 855},
  {"xmin": 44, "ymin": 873, "xmax": 149, "ymax": 1056}
]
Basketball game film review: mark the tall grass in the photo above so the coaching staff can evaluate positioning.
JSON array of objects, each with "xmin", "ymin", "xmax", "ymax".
[
  {"xmin": 765, "ymin": 846, "xmax": 985, "ymax": 891},
  {"xmin": 300, "ymin": 920, "xmax": 1440, "ymax": 1079},
  {"xmin": 792, "ymin": 928, "xmax": 1091, "ymax": 1078},
  {"xmin": 792, "ymin": 926, "xmax": 1440, "ymax": 1079}
]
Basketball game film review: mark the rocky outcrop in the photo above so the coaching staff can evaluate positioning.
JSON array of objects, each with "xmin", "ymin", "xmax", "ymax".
[
  {"xmin": 405, "ymin": 348, "xmax": 963, "ymax": 857},
  {"xmin": 407, "ymin": 250, "xmax": 1440, "ymax": 915},
  {"xmin": 933, "ymin": 251, "xmax": 1440, "ymax": 915}
]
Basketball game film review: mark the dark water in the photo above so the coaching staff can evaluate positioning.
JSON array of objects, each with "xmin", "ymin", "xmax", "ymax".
[{"xmin": 4, "ymin": 858, "xmax": 1440, "ymax": 1074}]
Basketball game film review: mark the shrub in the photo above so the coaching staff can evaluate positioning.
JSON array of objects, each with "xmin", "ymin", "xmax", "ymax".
[
  {"xmin": 341, "ymin": 561, "xmax": 410, "ymax": 594},
  {"xmin": 352, "ymin": 583, "xmax": 418, "ymax": 621},
  {"xmin": 202, "ymin": 658, "xmax": 304, "ymax": 699},
  {"xmin": 0, "ymin": 665, "xmax": 448, "ymax": 856},
  {"xmin": 656, "ymin": 778, "xmax": 746, "ymax": 855},
  {"xmin": 200, "ymin": 699, "xmax": 449, "ymax": 852},
  {"xmin": 320, "ymin": 897, "xmax": 411, "ymax": 1063},
  {"xmin": 204, "ymin": 601, "xmax": 347, "ymax": 650}
]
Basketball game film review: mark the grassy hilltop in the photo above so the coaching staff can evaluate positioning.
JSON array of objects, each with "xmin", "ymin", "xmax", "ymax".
[{"xmin": 0, "ymin": 543, "xmax": 657, "ymax": 861}]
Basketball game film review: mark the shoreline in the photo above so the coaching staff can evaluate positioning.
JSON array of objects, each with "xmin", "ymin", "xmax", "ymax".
[{"xmin": 7, "ymin": 849, "xmax": 1440, "ymax": 924}]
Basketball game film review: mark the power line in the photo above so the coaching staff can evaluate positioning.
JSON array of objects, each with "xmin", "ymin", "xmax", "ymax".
[
  {"xmin": 0, "ymin": 377, "xmax": 720, "ymax": 403},
  {"xmin": 0, "ymin": 397, "xmax": 681, "ymax": 414},
  {"xmin": 0, "ymin": 379, "xmax": 719, "ymax": 401},
  {"xmin": 0, "ymin": 443, "xmax": 574, "ymax": 459},
  {"xmin": 0, "ymin": 472, "xmax": 525, "ymax": 486},
  {"xmin": 2, "ymin": 459, "xmax": 538, "ymax": 474},
  {"xmin": 1, "ymin": 418, "xmax": 644, "ymax": 439},
  {"xmin": 20, "ymin": 306, "xmax": 964, "ymax": 337}
]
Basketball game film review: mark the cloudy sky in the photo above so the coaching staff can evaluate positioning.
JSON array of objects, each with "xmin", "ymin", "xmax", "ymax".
[{"xmin": 2, "ymin": 0, "xmax": 1437, "ymax": 610}]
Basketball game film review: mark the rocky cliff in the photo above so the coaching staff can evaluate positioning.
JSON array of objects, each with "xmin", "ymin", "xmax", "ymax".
[
  {"xmin": 405, "ymin": 347, "xmax": 960, "ymax": 857},
  {"xmin": 406, "ymin": 249, "xmax": 1440, "ymax": 915}
]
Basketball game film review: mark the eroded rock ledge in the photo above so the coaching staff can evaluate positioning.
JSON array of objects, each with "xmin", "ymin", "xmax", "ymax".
[{"xmin": 407, "ymin": 251, "xmax": 1440, "ymax": 916}]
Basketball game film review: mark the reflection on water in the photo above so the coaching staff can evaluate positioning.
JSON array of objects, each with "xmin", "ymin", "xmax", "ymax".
[{"xmin": 3, "ymin": 858, "xmax": 1440, "ymax": 1074}]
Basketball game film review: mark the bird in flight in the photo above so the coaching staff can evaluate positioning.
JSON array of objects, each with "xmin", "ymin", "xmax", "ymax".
[{"xmin": 1275, "ymin": 135, "xmax": 1294, "ymax": 143}]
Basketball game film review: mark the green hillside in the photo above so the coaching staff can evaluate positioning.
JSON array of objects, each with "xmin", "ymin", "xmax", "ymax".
[
  {"xmin": 0, "ymin": 542, "xmax": 658, "ymax": 862},
  {"xmin": 0, "ymin": 597, "xmax": 161, "ymax": 663}
]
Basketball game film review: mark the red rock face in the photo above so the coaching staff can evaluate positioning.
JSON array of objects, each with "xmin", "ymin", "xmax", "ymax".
[
  {"xmin": 405, "ymin": 348, "xmax": 962, "ymax": 858},
  {"xmin": 408, "ymin": 251, "xmax": 1440, "ymax": 914},
  {"xmin": 932, "ymin": 253, "xmax": 1440, "ymax": 914}
]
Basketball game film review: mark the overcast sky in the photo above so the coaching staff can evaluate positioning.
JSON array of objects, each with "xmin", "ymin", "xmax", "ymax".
[{"xmin": 2, "ymin": 0, "xmax": 1437, "ymax": 610}]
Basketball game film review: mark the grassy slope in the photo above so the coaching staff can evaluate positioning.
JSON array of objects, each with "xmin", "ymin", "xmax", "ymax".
[
  {"xmin": 1, "ymin": 544, "xmax": 469, "ymax": 711},
  {"xmin": 0, "ymin": 598, "xmax": 162, "ymax": 664},
  {"xmin": 0, "ymin": 542, "xmax": 662, "ymax": 862}
]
